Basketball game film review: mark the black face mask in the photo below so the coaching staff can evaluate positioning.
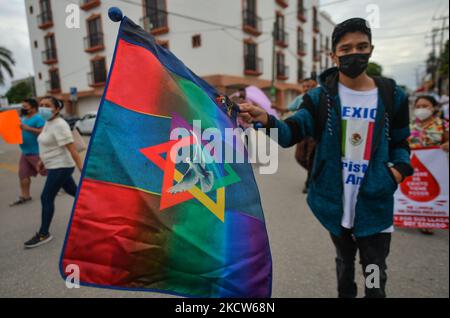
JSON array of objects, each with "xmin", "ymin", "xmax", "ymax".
[
  {"xmin": 338, "ymin": 53, "xmax": 371, "ymax": 79},
  {"xmin": 20, "ymin": 108, "xmax": 29, "ymax": 116}
]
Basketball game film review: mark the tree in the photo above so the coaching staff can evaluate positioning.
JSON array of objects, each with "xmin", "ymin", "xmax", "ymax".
[
  {"xmin": 0, "ymin": 47, "xmax": 15, "ymax": 86},
  {"xmin": 367, "ymin": 62, "xmax": 383, "ymax": 77},
  {"xmin": 5, "ymin": 81, "xmax": 32, "ymax": 104}
]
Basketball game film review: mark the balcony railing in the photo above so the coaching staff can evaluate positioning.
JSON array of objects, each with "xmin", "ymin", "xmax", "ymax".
[
  {"xmin": 244, "ymin": 55, "xmax": 263, "ymax": 76},
  {"xmin": 41, "ymin": 48, "xmax": 57, "ymax": 64},
  {"xmin": 84, "ymin": 32, "xmax": 104, "ymax": 52},
  {"xmin": 313, "ymin": 20, "xmax": 320, "ymax": 33},
  {"xmin": 313, "ymin": 50, "xmax": 321, "ymax": 62},
  {"xmin": 37, "ymin": 11, "xmax": 53, "ymax": 29},
  {"xmin": 275, "ymin": 29, "xmax": 289, "ymax": 47},
  {"xmin": 298, "ymin": 69, "xmax": 306, "ymax": 82},
  {"xmin": 88, "ymin": 71, "xmax": 107, "ymax": 86},
  {"xmin": 297, "ymin": 41, "xmax": 307, "ymax": 55},
  {"xmin": 298, "ymin": 7, "xmax": 307, "ymax": 22},
  {"xmin": 46, "ymin": 78, "xmax": 60, "ymax": 93},
  {"xmin": 140, "ymin": 13, "xmax": 168, "ymax": 35},
  {"xmin": 242, "ymin": 10, "xmax": 262, "ymax": 36},
  {"xmin": 277, "ymin": 64, "xmax": 289, "ymax": 79},
  {"xmin": 276, "ymin": 0, "xmax": 289, "ymax": 8},
  {"xmin": 80, "ymin": 0, "xmax": 101, "ymax": 10}
]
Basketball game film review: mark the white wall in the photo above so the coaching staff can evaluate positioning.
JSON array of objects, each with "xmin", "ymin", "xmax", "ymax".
[{"xmin": 25, "ymin": 0, "xmax": 333, "ymax": 114}]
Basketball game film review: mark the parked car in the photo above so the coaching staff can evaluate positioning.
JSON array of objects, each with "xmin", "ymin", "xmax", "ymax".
[
  {"xmin": 62, "ymin": 114, "xmax": 81, "ymax": 130},
  {"xmin": 75, "ymin": 112, "xmax": 97, "ymax": 135}
]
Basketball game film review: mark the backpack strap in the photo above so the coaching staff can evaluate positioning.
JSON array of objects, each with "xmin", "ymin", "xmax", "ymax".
[
  {"xmin": 314, "ymin": 90, "xmax": 329, "ymax": 141},
  {"xmin": 372, "ymin": 76, "xmax": 396, "ymax": 152}
]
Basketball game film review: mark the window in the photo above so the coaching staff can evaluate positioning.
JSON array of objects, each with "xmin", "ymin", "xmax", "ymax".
[
  {"xmin": 297, "ymin": 27, "xmax": 306, "ymax": 55},
  {"xmin": 242, "ymin": 0, "xmax": 261, "ymax": 36},
  {"xmin": 277, "ymin": 52, "xmax": 288, "ymax": 79},
  {"xmin": 85, "ymin": 15, "xmax": 104, "ymax": 52},
  {"xmin": 244, "ymin": 41, "xmax": 262, "ymax": 75},
  {"xmin": 89, "ymin": 57, "xmax": 107, "ymax": 86},
  {"xmin": 313, "ymin": 37, "xmax": 320, "ymax": 62},
  {"xmin": 34, "ymin": 40, "xmax": 38, "ymax": 48},
  {"xmin": 47, "ymin": 68, "xmax": 61, "ymax": 92},
  {"xmin": 29, "ymin": 6, "xmax": 33, "ymax": 14},
  {"xmin": 192, "ymin": 34, "xmax": 201, "ymax": 48},
  {"xmin": 37, "ymin": 0, "xmax": 53, "ymax": 29},
  {"xmin": 275, "ymin": 12, "xmax": 288, "ymax": 47},
  {"xmin": 298, "ymin": 59, "xmax": 304, "ymax": 82},
  {"xmin": 298, "ymin": 0, "xmax": 306, "ymax": 22},
  {"xmin": 143, "ymin": 0, "xmax": 168, "ymax": 35},
  {"xmin": 38, "ymin": 72, "xmax": 42, "ymax": 80},
  {"xmin": 42, "ymin": 34, "xmax": 57, "ymax": 64}
]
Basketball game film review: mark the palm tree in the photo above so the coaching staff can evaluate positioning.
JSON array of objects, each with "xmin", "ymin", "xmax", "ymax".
[{"xmin": 0, "ymin": 47, "xmax": 15, "ymax": 86}]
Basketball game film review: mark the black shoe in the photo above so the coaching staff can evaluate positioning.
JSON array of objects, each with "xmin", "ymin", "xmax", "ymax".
[
  {"xmin": 10, "ymin": 196, "xmax": 32, "ymax": 207},
  {"xmin": 24, "ymin": 233, "xmax": 53, "ymax": 249}
]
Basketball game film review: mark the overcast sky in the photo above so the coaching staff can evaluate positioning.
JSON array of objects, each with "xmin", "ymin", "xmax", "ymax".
[{"xmin": 0, "ymin": 0, "xmax": 448, "ymax": 95}]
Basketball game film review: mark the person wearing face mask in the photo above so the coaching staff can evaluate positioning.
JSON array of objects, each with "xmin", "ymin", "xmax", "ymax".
[
  {"xmin": 409, "ymin": 96, "xmax": 449, "ymax": 235},
  {"xmin": 237, "ymin": 18, "xmax": 413, "ymax": 298},
  {"xmin": 24, "ymin": 96, "xmax": 83, "ymax": 249},
  {"xmin": 10, "ymin": 99, "xmax": 46, "ymax": 207}
]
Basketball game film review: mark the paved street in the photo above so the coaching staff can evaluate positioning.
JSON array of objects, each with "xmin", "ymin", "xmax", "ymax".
[{"xmin": 0, "ymin": 137, "xmax": 448, "ymax": 298}]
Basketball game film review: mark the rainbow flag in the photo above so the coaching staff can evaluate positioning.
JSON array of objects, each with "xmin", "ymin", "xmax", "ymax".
[{"xmin": 60, "ymin": 15, "xmax": 272, "ymax": 298}]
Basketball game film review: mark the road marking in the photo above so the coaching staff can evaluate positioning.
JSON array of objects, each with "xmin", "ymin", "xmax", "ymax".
[{"xmin": 0, "ymin": 163, "xmax": 18, "ymax": 173}]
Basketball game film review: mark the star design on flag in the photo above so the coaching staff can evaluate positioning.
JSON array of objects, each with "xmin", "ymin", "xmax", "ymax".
[{"xmin": 140, "ymin": 135, "xmax": 240, "ymax": 222}]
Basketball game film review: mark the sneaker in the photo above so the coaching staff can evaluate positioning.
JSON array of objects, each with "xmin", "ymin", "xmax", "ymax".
[
  {"xmin": 10, "ymin": 196, "xmax": 32, "ymax": 207},
  {"xmin": 24, "ymin": 233, "xmax": 53, "ymax": 249}
]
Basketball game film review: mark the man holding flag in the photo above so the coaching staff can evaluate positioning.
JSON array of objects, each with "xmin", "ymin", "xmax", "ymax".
[{"xmin": 239, "ymin": 18, "xmax": 413, "ymax": 298}]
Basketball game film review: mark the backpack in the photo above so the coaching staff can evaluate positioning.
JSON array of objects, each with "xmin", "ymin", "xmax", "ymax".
[{"xmin": 295, "ymin": 77, "xmax": 397, "ymax": 171}]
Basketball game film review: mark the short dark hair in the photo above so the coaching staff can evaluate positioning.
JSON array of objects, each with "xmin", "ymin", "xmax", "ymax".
[
  {"xmin": 332, "ymin": 18, "xmax": 372, "ymax": 52},
  {"xmin": 42, "ymin": 96, "xmax": 64, "ymax": 109},
  {"xmin": 415, "ymin": 95, "xmax": 438, "ymax": 107},
  {"xmin": 23, "ymin": 98, "xmax": 39, "ymax": 109}
]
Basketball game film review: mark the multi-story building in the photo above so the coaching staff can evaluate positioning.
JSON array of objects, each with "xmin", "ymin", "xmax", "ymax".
[{"xmin": 25, "ymin": 0, "xmax": 335, "ymax": 116}]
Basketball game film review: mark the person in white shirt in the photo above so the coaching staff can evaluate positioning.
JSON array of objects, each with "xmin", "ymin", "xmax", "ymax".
[{"xmin": 24, "ymin": 96, "xmax": 83, "ymax": 249}]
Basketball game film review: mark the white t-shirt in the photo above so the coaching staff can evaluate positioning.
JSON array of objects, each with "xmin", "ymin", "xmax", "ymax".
[
  {"xmin": 38, "ymin": 117, "xmax": 75, "ymax": 169},
  {"xmin": 339, "ymin": 83, "xmax": 394, "ymax": 233}
]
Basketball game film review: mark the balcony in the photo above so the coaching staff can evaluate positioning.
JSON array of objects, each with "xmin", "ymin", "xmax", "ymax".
[
  {"xmin": 41, "ymin": 48, "xmax": 57, "ymax": 64},
  {"xmin": 140, "ymin": 13, "xmax": 169, "ymax": 36},
  {"xmin": 37, "ymin": 11, "xmax": 53, "ymax": 29},
  {"xmin": 297, "ymin": 41, "xmax": 307, "ymax": 56},
  {"xmin": 298, "ymin": 69, "xmax": 306, "ymax": 83},
  {"xmin": 84, "ymin": 32, "xmax": 104, "ymax": 53},
  {"xmin": 313, "ymin": 20, "xmax": 320, "ymax": 33},
  {"xmin": 244, "ymin": 55, "xmax": 263, "ymax": 76},
  {"xmin": 298, "ymin": 7, "xmax": 307, "ymax": 22},
  {"xmin": 46, "ymin": 78, "xmax": 60, "ymax": 94},
  {"xmin": 88, "ymin": 71, "xmax": 106, "ymax": 87},
  {"xmin": 275, "ymin": 29, "xmax": 289, "ymax": 48},
  {"xmin": 277, "ymin": 64, "xmax": 289, "ymax": 80},
  {"xmin": 80, "ymin": 0, "xmax": 101, "ymax": 11},
  {"xmin": 276, "ymin": 0, "xmax": 289, "ymax": 8},
  {"xmin": 313, "ymin": 50, "xmax": 321, "ymax": 62},
  {"xmin": 242, "ymin": 10, "xmax": 262, "ymax": 36}
]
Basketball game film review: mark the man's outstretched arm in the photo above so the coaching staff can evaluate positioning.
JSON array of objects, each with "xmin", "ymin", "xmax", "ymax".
[{"xmin": 238, "ymin": 94, "xmax": 316, "ymax": 148}]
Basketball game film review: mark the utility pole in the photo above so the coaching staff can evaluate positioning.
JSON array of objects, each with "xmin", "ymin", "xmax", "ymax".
[{"xmin": 434, "ymin": 16, "xmax": 449, "ymax": 95}]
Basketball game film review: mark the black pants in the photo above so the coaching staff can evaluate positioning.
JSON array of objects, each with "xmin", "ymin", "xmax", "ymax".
[
  {"xmin": 39, "ymin": 167, "xmax": 77, "ymax": 236},
  {"xmin": 330, "ymin": 228, "xmax": 391, "ymax": 298}
]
